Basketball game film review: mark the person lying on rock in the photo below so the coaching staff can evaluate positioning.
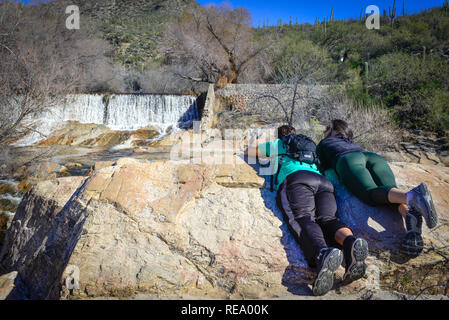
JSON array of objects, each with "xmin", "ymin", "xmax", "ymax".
[
  {"xmin": 316, "ymin": 119, "xmax": 439, "ymax": 257},
  {"xmin": 245, "ymin": 125, "xmax": 369, "ymax": 296}
]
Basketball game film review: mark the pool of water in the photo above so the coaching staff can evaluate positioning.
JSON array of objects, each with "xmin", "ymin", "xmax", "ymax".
[
  {"xmin": 0, "ymin": 178, "xmax": 21, "ymax": 217},
  {"xmin": 0, "ymin": 143, "xmax": 173, "ymax": 220}
]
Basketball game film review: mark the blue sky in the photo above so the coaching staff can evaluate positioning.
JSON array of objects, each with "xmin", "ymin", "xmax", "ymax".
[
  {"xmin": 196, "ymin": 0, "xmax": 447, "ymax": 26},
  {"xmin": 17, "ymin": 0, "xmax": 447, "ymax": 26}
]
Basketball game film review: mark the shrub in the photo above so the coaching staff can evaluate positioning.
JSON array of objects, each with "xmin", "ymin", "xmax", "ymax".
[
  {"xmin": 368, "ymin": 52, "xmax": 449, "ymax": 132},
  {"xmin": 316, "ymin": 89, "xmax": 400, "ymax": 152}
]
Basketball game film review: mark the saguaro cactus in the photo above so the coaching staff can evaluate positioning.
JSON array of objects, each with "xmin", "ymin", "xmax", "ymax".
[
  {"xmin": 389, "ymin": 0, "xmax": 397, "ymax": 27},
  {"xmin": 324, "ymin": 17, "xmax": 327, "ymax": 35}
]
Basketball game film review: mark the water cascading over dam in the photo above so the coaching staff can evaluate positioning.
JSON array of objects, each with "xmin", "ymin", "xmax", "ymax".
[
  {"xmin": 54, "ymin": 94, "xmax": 199, "ymax": 131},
  {"xmin": 16, "ymin": 94, "xmax": 200, "ymax": 146}
]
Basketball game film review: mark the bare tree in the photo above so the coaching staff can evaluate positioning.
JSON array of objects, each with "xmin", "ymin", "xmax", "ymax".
[
  {"xmin": 0, "ymin": 1, "xmax": 85, "ymax": 146},
  {"xmin": 229, "ymin": 49, "xmax": 399, "ymax": 150},
  {"xmin": 247, "ymin": 48, "xmax": 332, "ymax": 127},
  {"xmin": 316, "ymin": 88, "xmax": 400, "ymax": 151},
  {"xmin": 162, "ymin": 3, "xmax": 272, "ymax": 85}
]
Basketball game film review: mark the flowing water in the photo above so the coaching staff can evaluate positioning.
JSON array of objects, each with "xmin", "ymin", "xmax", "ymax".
[
  {"xmin": 13, "ymin": 94, "xmax": 200, "ymax": 146},
  {"xmin": 1, "ymin": 93, "xmax": 200, "ymax": 220}
]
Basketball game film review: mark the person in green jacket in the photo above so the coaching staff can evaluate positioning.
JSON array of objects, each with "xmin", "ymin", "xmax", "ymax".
[{"xmin": 316, "ymin": 119, "xmax": 439, "ymax": 257}]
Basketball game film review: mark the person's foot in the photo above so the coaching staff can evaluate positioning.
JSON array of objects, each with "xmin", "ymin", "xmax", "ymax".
[
  {"xmin": 401, "ymin": 209, "xmax": 424, "ymax": 257},
  {"xmin": 312, "ymin": 248, "xmax": 343, "ymax": 296},
  {"xmin": 343, "ymin": 238, "xmax": 369, "ymax": 283},
  {"xmin": 407, "ymin": 183, "xmax": 438, "ymax": 229}
]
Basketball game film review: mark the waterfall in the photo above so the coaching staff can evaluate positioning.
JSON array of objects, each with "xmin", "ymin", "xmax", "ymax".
[
  {"xmin": 62, "ymin": 95, "xmax": 106, "ymax": 125},
  {"xmin": 60, "ymin": 94, "xmax": 199, "ymax": 130},
  {"xmin": 13, "ymin": 94, "xmax": 200, "ymax": 146},
  {"xmin": 104, "ymin": 95, "xmax": 199, "ymax": 130}
]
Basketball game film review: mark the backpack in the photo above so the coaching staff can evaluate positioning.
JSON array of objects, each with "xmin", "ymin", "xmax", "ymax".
[
  {"xmin": 270, "ymin": 134, "xmax": 320, "ymax": 192},
  {"xmin": 280, "ymin": 134, "xmax": 319, "ymax": 165}
]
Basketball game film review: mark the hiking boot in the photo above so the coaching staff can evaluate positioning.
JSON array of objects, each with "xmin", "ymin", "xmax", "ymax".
[
  {"xmin": 401, "ymin": 209, "xmax": 424, "ymax": 257},
  {"xmin": 312, "ymin": 248, "xmax": 343, "ymax": 296},
  {"xmin": 407, "ymin": 183, "xmax": 438, "ymax": 229},
  {"xmin": 343, "ymin": 238, "xmax": 369, "ymax": 283}
]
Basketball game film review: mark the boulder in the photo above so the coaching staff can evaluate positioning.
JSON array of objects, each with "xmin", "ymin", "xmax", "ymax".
[
  {"xmin": 15, "ymin": 161, "xmax": 71, "ymax": 195},
  {"xmin": 37, "ymin": 121, "xmax": 111, "ymax": 147},
  {"xmin": 0, "ymin": 158, "xmax": 447, "ymax": 300},
  {"xmin": 325, "ymin": 163, "xmax": 449, "ymax": 296},
  {"xmin": 37, "ymin": 121, "xmax": 160, "ymax": 149},
  {"xmin": 0, "ymin": 157, "xmax": 284, "ymax": 300},
  {"xmin": 0, "ymin": 212, "xmax": 14, "ymax": 246},
  {"xmin": 0, "ymin": 271, "xmax": 21, "ymax": 300},
  {"xmin": 149, "ymin": 130, "xmax": 193, "ymax": 148},
  {"xmin": 130, "ymin": 127, "xmax": 160, "ymax": 141}
]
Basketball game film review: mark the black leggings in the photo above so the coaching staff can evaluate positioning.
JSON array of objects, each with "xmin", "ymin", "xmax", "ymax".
[{"xmin": 276, "ymin": 170, "xmax": 350, "ymax": 268}]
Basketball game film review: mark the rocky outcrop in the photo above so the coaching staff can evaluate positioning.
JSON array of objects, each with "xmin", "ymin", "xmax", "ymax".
[
  {"xmin": 37, "ymin": 121, "xmax": 160, "ymax": 148},
  {"xmin": 0, "ymin": 155, "xmax": 448, "ymax": 300},
  {"xmin": 0, "ymin": 157, "xmax": 290, "ymax": 300},
  {"xmin": 0, "ymin": 272, "xmax": 21, "ymax": 300},
  {"xmin": 325, "ymin": 163, "xmax": 449, "ymax": 296}
]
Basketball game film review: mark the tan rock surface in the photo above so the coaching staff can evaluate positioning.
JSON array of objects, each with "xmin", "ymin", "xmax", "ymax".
[{"xmin": 0, "ymin": 159, "xmax": 447, "ymax": 300}]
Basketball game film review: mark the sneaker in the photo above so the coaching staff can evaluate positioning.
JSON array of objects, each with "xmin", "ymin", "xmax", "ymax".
[
  {"xmin": 312, "ymin": 248, "xmax": 343, "ymax": 296},
  {"xmin": 406, "ymin": 208, "xmax": 423, "ymax": 234},
  {"xmin": 407, "ymin": 183, "xmax": 438, "ymax": 229},
  {"xmin": 401, "ymin": 209, "xmax": 424, "ymax": 257},
  {"xmin": 343, "ymin": 238, "xmax": 369, "ymax": 283}
]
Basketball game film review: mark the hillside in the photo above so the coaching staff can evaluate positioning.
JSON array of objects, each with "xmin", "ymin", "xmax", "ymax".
[
  {"xmin": 26, "ymin": 0, "xmax": 203, "ymax": 69},
  {"xmin": 73, "ymin": 0, "xmax": 202, "ymax": 68},
  {"xmin": 15, "ymin": 1, "xmax": 449, "ymax": 134},
  {"xmin": 256, "ymin": 6, "xmax": 449, "ymax": 134}
]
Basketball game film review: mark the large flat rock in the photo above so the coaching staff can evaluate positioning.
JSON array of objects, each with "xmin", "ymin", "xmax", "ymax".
[
  {"xmin": 0, "ymin": 157, "xmax": 285, "ymax": 300},
  {"xmin": 0, "ymin": 158, "xmax": 447, "ymax": 299}
]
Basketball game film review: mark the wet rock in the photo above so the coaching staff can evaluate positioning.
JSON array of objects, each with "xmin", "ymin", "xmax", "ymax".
[{"xmin": 130, "ymin": 127, "xmax": 160, "ymax": 141}]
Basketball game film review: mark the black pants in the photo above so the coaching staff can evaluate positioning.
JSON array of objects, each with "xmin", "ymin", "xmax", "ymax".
[{"xmin": 276, "ymin": 170, "xmax": 349, "ymax": 268}]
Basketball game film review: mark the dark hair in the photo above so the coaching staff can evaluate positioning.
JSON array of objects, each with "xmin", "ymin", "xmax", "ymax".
[
  {"xmin": 328, "ymin": 119, "xmax": 354, "ymax": 140},
  {"xmin": 277, "ymin": 125, "xmax": 296, "ymax": 139}
]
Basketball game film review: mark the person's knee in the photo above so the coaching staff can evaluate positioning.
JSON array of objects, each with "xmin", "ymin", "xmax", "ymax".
[{"xmin": 318, "ymin": 218, "xmax": 350, "ymax": 239}]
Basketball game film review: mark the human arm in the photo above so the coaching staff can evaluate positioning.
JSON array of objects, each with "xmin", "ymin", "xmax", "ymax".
[
  {"xmin": 316, "ymin": 142, "xmax": 330, "ymax": 173},
  {"xmin": 243, "ymin": 134, "xmax": 271, "ymax": 158}
]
